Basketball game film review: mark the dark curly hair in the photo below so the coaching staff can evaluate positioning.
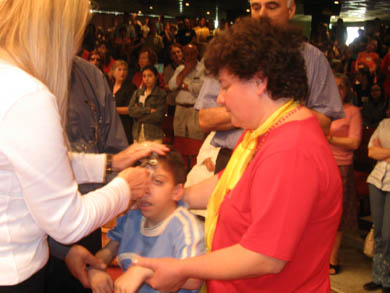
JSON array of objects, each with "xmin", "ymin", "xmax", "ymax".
[{"xmin": 204, "ymin": 17, "xmax": 308, "ymax": 102}]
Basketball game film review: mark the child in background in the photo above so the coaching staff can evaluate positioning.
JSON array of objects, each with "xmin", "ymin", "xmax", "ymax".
[
  {"xmin": 88, "ymin": 150, "xmax": 205, "ymax": 293},
  {"xmin": 128, "ymin": 65, "xmax": 167, "ymax": 143}
]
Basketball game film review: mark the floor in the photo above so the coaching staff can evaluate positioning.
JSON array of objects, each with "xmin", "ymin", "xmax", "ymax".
[{"xmin": 330, "ymin": 226, "xmax": 376, "ymax": 293}]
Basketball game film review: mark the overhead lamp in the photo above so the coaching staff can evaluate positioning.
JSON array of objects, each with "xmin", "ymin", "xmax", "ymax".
[
  {"xmin": 206, "ymin": 11, "xmax": 210, "ymax": 15},
  {"xmin": 185, "ymin": 2, "xmax": 190, "ymax": 7},
  {"xmin": 149, "ymin": 5, "xmax": 153, "ymax": 9}
]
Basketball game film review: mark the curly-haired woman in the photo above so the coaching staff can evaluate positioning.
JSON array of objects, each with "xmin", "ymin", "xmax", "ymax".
[{"xmin": 134, "ymin": 17, "xmax": 342, "ymax": 293}]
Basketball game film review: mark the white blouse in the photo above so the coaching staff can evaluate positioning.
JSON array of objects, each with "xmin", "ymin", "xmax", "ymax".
[
  {"xmin": 367, "ymin": 118, "xmax": 390, "ymax": 191},
  {"xmin": 0, "ymin": 61, "xmax": 131, "ymax": 285}
]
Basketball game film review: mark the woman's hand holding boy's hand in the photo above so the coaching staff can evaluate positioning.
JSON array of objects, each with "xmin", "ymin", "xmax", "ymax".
[
  {"xmin": 88, "ymin": 268, "xmax": 114, "ymax": 293},
  {"xmin": 65, "ymin": 245, "xmax": 106, "ymax": 289},
  {"xmin": 134, "ymin": 257, "xmax": 188, "ymax": 292},
  {"xmin": 114, "ymin": 265, "xmax": 154, "ymax": 293}
]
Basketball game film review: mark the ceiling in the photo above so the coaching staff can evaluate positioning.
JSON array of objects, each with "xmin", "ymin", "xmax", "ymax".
[{"xmin": 93, "ymin": 0, "xmax": 390, "ymax": 23}]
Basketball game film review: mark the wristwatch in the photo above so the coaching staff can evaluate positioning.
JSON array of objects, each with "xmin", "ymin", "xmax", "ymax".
[{"xmin": 105, "ymin": 154, "xmax": 113, "ymax": 179}]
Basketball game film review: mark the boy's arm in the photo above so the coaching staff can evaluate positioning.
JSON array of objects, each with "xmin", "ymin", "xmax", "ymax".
[
  {"xmin": 95, "ymin": 240, "xmax": 120, "ymax": 265},
  {"xmin": 88, "ymin": 268, "xmax": 114, "ymax": 293},
  {"xmin": 114, "ymin": 265, "xmax": 202, "ymax": 292},
  {"xmin": 114, "ymin": 264, "xmax": 154, "ymax": 293},
  {"xmin": 88, "ymin": 240, "xmax": 120, "ymax": 293}
]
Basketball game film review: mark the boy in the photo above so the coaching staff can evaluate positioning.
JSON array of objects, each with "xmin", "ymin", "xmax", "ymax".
[{"xmin": 88, "ymin": 150, "xmax": 205, "ymax": 293}]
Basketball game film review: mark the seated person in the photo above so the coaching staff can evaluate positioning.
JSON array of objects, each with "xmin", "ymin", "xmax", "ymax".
[{"xmin": 87, "ymin": 150, "xmax": 205, "ymax": 293}]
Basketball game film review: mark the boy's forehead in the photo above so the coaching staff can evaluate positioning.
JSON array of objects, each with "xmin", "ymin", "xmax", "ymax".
[{"xmin": 153, "ymin": 162, "xmax": 174, "ymax": 178}]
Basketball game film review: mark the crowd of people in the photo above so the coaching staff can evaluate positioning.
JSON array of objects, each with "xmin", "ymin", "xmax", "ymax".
[
  {"xmin": 80, "ymin": 7, "xmax": 390, "ymax": 143},
  {"xmin": 1, "ymin": 0, "xmax": 390, "ymax": 292}
]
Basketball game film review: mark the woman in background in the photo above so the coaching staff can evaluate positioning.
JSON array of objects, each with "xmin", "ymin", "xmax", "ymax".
[
  {"xmin": 88, "ymin": 50, "xmax": 104, "ymax": 72},
  {"xmin": 363, "ymin": 119, "xmax": 390, "ymax": 292},
  {"xmin": 328, "ymin": 73, "xmax": 362, "ymax": 275},
  {"xmin": 129, "ymin": 65, "xmax": 167, "ymax": 143},
  {"xmin": 362, "ymin": 83, "xmax": 387, "ymax": 129},
  {"xmin": 132, "ymin": 47, "xmax": 165, "ymax": 89},
  {"xmin": 111, "ymin": 60, "xmax": 137, "ymax": 144}
]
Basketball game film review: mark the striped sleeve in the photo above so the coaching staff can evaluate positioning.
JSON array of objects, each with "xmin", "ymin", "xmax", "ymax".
[{"xmin": 173, "ymin": 207, "xmax": 205, "ymax": 259}]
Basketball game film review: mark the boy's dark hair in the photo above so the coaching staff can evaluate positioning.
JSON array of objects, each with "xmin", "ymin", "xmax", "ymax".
[{"xmin": 157, "ymin": 148, "xmax": 186, "ymax": 185}]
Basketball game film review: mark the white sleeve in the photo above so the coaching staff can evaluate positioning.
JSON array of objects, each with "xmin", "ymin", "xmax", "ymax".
[
  {"xmin": 68, "ymin": 152, "xmax": 105, "ymax": 184},
  {"xmin": 168, "ymin": 65, "xmax": 184, "ymax": 91},
  {"xmin": 0, "ymin": 89, "xmax": 131, "ymax": 244}
]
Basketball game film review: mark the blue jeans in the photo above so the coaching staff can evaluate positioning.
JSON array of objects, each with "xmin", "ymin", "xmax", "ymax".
[{"xmin": 369, "ymin": 184, "xmax": 390, "ymax": 287}]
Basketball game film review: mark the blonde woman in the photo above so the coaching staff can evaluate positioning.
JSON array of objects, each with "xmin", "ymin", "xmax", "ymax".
[
  {"xmin": 0, "ymin": 1, "xmax": 167, "ymax": 291},
  {"xmin": 110, "ymin": 60, "xmax": 136, "ymax": 143}
]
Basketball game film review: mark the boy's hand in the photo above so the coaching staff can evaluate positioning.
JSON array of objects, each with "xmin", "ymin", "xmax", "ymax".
[
  {"xmin": 65, "ymin": 245, "xmax": 106, "ymax": 288},
  {"xmin": 135, "ymin": 257, "xmax": 187, "ymax": 292},
  {"xmin": 88, "ymin": 268, "xmax": 114, "ymax": 293},
  {"xmin": 114, "ymin": 265, "xmax": 154, "ymax": 293}
]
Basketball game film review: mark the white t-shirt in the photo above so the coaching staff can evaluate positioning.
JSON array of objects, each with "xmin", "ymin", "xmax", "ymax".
[{"xmin": 0, "ymin": 61, "xmax": 131, "ymax": 285}]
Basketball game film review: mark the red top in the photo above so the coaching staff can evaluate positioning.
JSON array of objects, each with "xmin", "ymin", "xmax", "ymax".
[
  {"xmin": 208, "ymin": 117, "xmax": 342, "ymax": 293},
  {"xmin": 355, "ymin": 51, "xmax": 380, "ymax": 74}
]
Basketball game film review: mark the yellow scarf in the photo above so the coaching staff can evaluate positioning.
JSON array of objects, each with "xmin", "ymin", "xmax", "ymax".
[{"xmin": 204, "ymin": 99, "xmax": 299, "ymax": 251}]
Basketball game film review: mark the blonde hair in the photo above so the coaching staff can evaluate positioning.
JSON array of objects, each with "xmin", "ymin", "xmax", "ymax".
[
  {"xmin": 110, "ymin": 60, "xmax": 128, "ymax": 82},
  {"xmin": 111, "ymin": 60, "xmax": 129, "ymax": 73},
  {"xmin": 0, "ymin": 0, "xmax": 91, "ymax": 123}
]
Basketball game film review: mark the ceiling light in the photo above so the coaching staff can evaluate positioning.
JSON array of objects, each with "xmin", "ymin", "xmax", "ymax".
[
  {"xmin": 185, "ymin": 2, "xmax": 190, "ymax": 7},
  {"xmin": 206, "ymin": 11, "xmax": 210, "ymax": 15},
  {"xmin": 246, "ymin": 8, "xmax": 250, "ymax": 13}
]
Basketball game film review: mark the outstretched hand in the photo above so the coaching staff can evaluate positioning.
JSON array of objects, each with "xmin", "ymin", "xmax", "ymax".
[
  {"xmin": 134, "ymin": 256, "xmax": 188, "ymax": 292},
  {"xmin": 113, "ymin": 142, "xmax": 169, "ymax": 171},
  {"xmin": 65, "ymin": 245, "xmax": 106, "ymax": 288}
]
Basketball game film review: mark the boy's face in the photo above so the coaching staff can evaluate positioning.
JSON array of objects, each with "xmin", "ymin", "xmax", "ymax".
[{"xmin": 136, "ymin": 163, "xmax": 182, "ymax": 226}]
